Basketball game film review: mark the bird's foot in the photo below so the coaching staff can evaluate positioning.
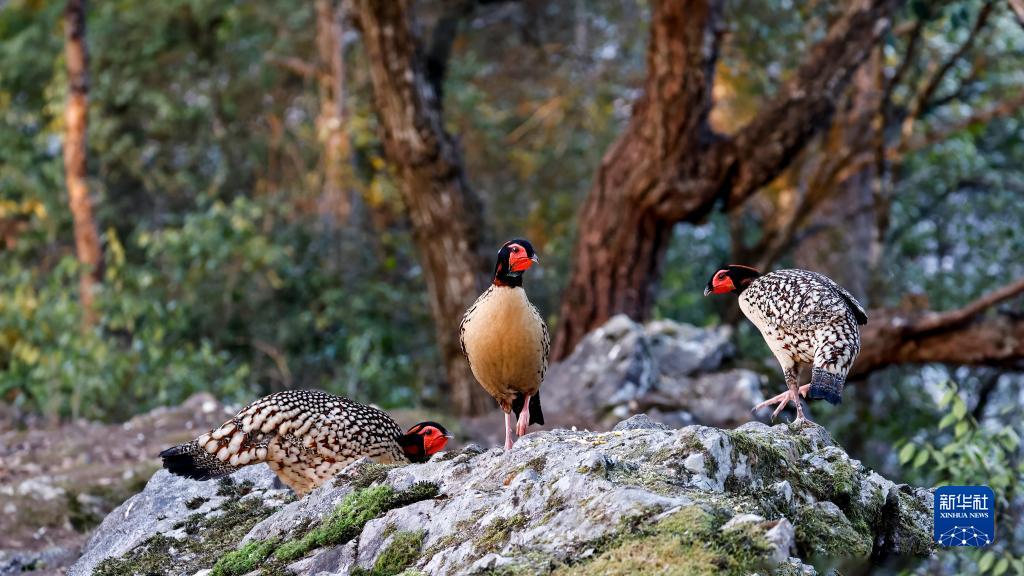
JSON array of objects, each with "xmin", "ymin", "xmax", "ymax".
[
  {"xmin": 752, "ymin": 386, "xmax": 810, "ymax": 421},
  {"xmin": 515, "ymin": 395, "xmax": 531, "ymax": 437}
]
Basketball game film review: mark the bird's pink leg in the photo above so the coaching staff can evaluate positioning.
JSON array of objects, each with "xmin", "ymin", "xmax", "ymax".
[
  {"xmin": 753, "ymin": 368, "xmax": 811, "ymax": 421},
  {"xmin": 504, "ymin": 411, "xmax": 515, "ymax": 450},
  {"xmin": 515, "ymin": 394, "xmax": 531, "ymax": 437}
]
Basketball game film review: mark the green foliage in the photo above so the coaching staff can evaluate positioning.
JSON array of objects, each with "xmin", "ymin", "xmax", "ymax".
[
  {"xmin": 895, "ymin": 380, "xmax": 1024, "ymax": 576},
  {"xmin": 0, "ymin": 197, "xmax": 436, "ymax": 421}
]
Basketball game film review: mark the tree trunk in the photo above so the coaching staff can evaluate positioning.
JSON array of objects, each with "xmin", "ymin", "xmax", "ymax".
[
  {"xmin": 794, "ymin": 52, "xmax": 883, "ymax": 303},
  {"xmin": 552, "ymin": 0, "xmax": 900, "ymax": 359},
  {"xmin": 352, "ymin": 0, "xmax": 491, "ymax": 415},
  {"xmin": 64, "ymin": 0, "xmax": 102, "ymax": 328},
  {"xmin": 315, "ymin": 0, "xmax": 352, "ymax": 225},
  {"xmin": 552, "ymin": 0, "xmax": 724, "ymax": 358}
]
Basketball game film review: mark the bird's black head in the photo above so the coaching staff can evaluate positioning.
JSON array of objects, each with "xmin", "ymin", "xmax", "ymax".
[
  {"xmin": 397, "ymin": 421, "xmax": 452, "ymax": 463},
  {"xmin": 493, "ymin": 238, "xmax": 539, "ymax": 287},
  {"xmin": 704, "ymin": 265, "xmax": 762, "ymax": 296}
]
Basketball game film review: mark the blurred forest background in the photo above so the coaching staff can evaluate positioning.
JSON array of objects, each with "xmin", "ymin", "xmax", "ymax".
[{"xmin": 2, "ymin": 0, "xmax": 1024, "ymax": 572}]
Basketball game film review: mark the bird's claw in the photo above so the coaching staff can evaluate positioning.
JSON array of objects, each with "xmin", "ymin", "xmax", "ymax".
[{"xmin": 753, "ymin": 389, "xmax": 804, "ymax": 421}]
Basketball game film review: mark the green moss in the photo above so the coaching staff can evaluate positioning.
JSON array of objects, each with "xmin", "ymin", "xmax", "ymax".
[
  {"xmin": 894, "ymin": 490, "xmax": 936, "ymax": 555},
  {"xmin": 216, "ymin": 477, "xmax": 256, "ymax": 498},
  {"xmin": 274, "ymin": 482, "xmax": 439, "ymax": 563},
  {"xmin": 525, "ymin": 456, "xmax": 547, "ymax": 474},
  {"xmin": 724, "ymin": 430, "xmax": 791, "ymax": 483},
  {"xmin": 423, "ymin": 511, "xmax": 487, "ymax": 557},
  {"xmin": 94, "ymin": 533, "xmax": 177, "ymax": 576},
  {"xmin": 477, "ymin": 514, "xmax": 529, "ymax": 553},
  {"xmin": 211, "ymin": 539, "xmax": 279, "ymax": 576},
  {"xmin": 545, "ymin": 493, "xmax": 566, "ymax": 510},
  {"xmin": 793, "ymin": 503, "xmax": 871, "ymax": 558},
  {"xmin": 94, "ymin": 488, "xmax": 278, "ymax": 576},
  {"xmin": 352, "ymin": 530, "xmax": 425, "ymax": 576},
  {"xmin": 185, "ymin": 496, "xmax": 210, "ymax": 510},
  {"xmin": 554, "ymin": 506, "xmax": 775, "ymax": 576}
]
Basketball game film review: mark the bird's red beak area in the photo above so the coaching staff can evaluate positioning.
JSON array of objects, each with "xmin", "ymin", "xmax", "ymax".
[
  {"xmin": 401, "ymin": 423, "xmax": 451, "ymax": 463},
  {"xmin": 421, "ymin": 426, "xmax": 451, "ymax": 456},
  {"xmin": 704, "ymin": 270, "xmax": 735, "ymax": 296},
  {"xmin": 508, "ymin": 244, "xmax": 538, "ymax": 273}
]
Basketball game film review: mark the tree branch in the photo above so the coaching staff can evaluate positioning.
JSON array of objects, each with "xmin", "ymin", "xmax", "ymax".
[
  {"xmin": 715, "ymin": 0, "xmax": 900, "ymax": 211},
  {"xmin": 910, "ymin": 277, "xmax": 1024, "ymax": 334},
  {"xmin": 1008, "ymin": 0, "xmax": 1024, "ymax": 29},
  {"xmin": 899, "ymin": 0, "xmax": 996, "ymax": 142},
  {"xmin": 852, "ymin": 278, "xmax": 1024, "ymax": 377}
]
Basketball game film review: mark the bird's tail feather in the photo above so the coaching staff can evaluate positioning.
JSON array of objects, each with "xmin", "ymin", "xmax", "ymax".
[
  {"xmin": 159, "ymin": 440, "xmax": 239, "ymax": 481},
  {"xmin": 808, "ymin": 368, "xmax": 844, "ymax": 405},
  {"xmin": 511, "ymin": 391, "xmax": 545, "ymax": 426},
  {"xmin": 529, "ymin": 391, "xmax": 544, "ymax": 426}
]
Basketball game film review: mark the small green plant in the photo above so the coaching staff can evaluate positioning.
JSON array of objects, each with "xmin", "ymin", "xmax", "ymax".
[{"xmin": 897, "ymin": 380, "xmax": 1024, "ymax": 576}]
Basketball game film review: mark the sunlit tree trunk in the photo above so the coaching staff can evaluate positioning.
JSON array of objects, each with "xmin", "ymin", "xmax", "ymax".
[
  {"xmin": 793, "ymin": 52, "xmax": 883, "ymax": 303},
  {"xmin": 552, "ymin": 0, "xmax": 899, "ymax": 359},
  {"xmin": 64, "ymin": 0, "xmax": 102, "ymax": 328},
  {"xmin": 352, "ymin": 0, "xmax": 492, "ymax": 415},
  {"xmin": 315, "ymin": 0, "xmax": 352, "ymax": 225}
]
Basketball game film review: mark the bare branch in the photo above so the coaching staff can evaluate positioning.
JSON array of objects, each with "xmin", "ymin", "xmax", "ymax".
[
  {"xmin": 852, "ymin": 278, "xmax": 1024, "ymax": 377},
  {"xmin": 900, "ymin": 1, "xmax": 996, "ymax": 141},
  {"xmin": 714, "ymin": 0, "xmax": 899, "ymax": 212},
  {"xmin": 266, "ymin": 54, "xmax": 318, "ymax": 78},
  {"xmin": 911, "ymin": 277, "xmax": 1024, "ymax": 334},
  {"xmin": 1009, "ymin": 0, "xmax": 1024, "ymax": 28}
]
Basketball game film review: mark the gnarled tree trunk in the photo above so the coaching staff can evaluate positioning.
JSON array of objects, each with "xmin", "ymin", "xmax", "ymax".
[
  {"xmin": 552, "ymin": 0, "xmax": 901, "ymax": 359},
  {"xmin": 351, "ymin": 0, "xmax": 491, "ymax": 415},
  {"xmin": 64, "ymin": 0, "xmax": 103, "ymax": 328}
]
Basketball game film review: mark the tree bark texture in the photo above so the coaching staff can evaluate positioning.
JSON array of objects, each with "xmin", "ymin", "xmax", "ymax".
[
  {"xmin": 552, "ymin": 0, "xmax": 900, "ymax": 359},
  {"xmin": 64, "ymin": 0, "xmax": 103, "ymax": 328},
  {"xmin": 315, "ymin": 0, "xmax": 352, "ymax": 225},
  {"xmin": 351, "ymin": 0, "xmax": 492, "ymax": 415}
]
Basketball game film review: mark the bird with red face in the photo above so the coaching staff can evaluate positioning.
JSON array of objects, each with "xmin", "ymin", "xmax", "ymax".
[
  {"xmin": 705, "ymin": 266, "xmax": 868, "ymax": 421},
  {"xmin": 460, "ymin": 239, "xmax": 549, "ymax": 449},
  {"xmin": 160, "ymin": 390, "xmax": 450, "ymax": 496}
]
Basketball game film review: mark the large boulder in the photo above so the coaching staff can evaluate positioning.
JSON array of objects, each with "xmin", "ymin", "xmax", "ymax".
[
  {"xmin": 70, "ymin": 418, "xmax": 934, "ymax": 576},
  {"xmin": 543, "ymin": 315, "xmax": 764, "ymax": 430}
]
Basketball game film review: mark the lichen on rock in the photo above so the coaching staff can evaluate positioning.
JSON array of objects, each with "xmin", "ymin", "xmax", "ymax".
[{"xmin": 70, "ymin": 419, "xmax": 934, "ymax": 576}]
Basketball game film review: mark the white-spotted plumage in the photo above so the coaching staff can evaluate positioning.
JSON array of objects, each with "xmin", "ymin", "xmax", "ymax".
[
  {"xmin": 161, "ymin": 390, "xmax": 408, "ymax": 496},
  {"xmin": 738, "ymin": 269, "xmax": 867, "ymax": 407}
]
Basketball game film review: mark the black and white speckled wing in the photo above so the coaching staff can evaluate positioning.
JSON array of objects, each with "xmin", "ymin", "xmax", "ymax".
[
  {"xmin": 738, "ymin": 269, "xmax": 865, "ymax": 405},
  {"xmin": 745, "ymin": 269, "xmax": 861, "ymax": 332},
  {"xmin": 162, "ymin": 390, "xmax": 407, "ymax": 496}
]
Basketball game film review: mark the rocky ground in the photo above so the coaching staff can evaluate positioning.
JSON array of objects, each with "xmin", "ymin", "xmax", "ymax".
[
  {"xmin": 69, "ymin": 416, "xmax": 935, "ymax": 576},
  {"xmin": 5, "ymin": 316, "xmax": 925, "ymax": 575},
  {"xmin": 0, "ymin": 394, "xmax": 236, "ymax": 575}
]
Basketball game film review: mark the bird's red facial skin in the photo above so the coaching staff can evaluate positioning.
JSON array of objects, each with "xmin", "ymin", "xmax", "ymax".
[
  {"xmin": 507, "ymin": 244, "xmax": 536, "ymax": 273},
  {"xmin": 419, "ymin": 426, "xmax": 450, "ymax": 455},
  {"xmin": 711, "ymin": 271, "xmax": 735, "ymax": 294}
]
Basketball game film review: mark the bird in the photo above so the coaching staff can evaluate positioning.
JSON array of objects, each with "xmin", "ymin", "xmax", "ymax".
[
  {"xmin": 460, "ymin": 238, "xmax": 549, "ymax": 449},
  {"xmin": 159, "ymin": 390, "xmax": 450, "ymax": 496},
  {"xmin": 704, "ymin": 266, "xmax": 868, "ymax": 421}
]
